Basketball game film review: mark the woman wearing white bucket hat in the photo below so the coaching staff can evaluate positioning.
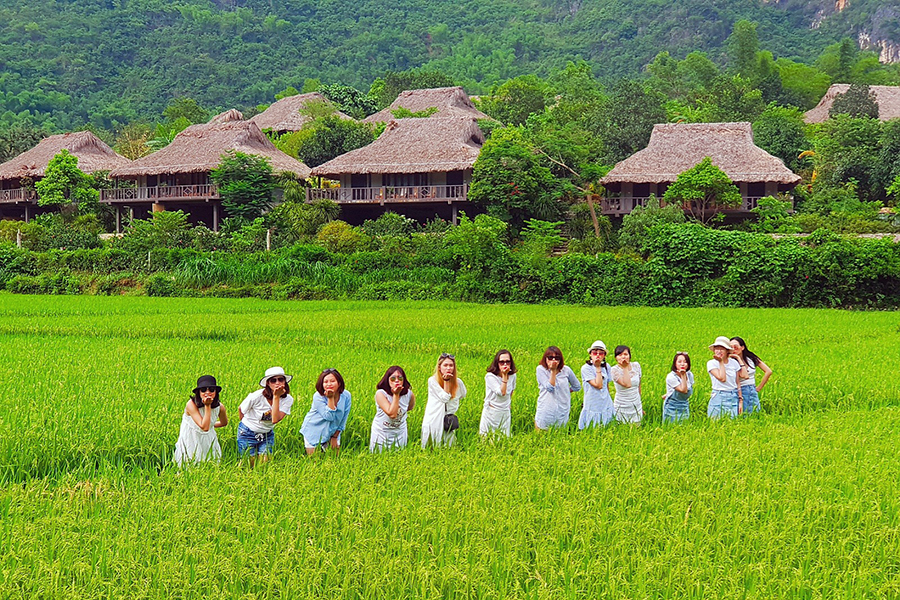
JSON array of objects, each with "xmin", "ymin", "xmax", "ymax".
[
  {"xmin": 578, "ymin": 340, "xmax": 615, "ymax": 428},
  {"xmin": 706, "ymin": 337, "xmax": 748, "ymax": 419},
  {"xmin": 237, "ymin": 366, "xmax": 295, "ymax": 466}
]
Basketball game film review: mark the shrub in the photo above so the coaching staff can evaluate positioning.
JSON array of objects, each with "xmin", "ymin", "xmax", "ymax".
[{"xmin": 316, "ymin": 221, "xmax": 366, "ymax": 254}]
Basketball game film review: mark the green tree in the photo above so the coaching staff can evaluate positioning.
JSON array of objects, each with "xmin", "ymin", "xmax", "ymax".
[
  {"xmin": 274, "ymin": 115, "xmax": 376, "ymax": 167},
  {"xmin": 0, "ymin": 122, "xmax": 47, "ymax": 162},
  {"xmin": 599, "ymin": 80, "xmax": 666, "ymax": 163},
  {"xmin": 210, "ymin": 151, "xmax": 275, "ymax": 221},
  {"xmin": 34, "ymin": 150, "xmax": 99, "ymax": 212},
  {"xmin": 663, "ymin": 157, "xmax": 742, "ymax": 223},
  {"xmin": 162, "ymin": 97, "xmax": 209, "ymax": 124},
  {"xmin": 618, "ymin": 196, "xmax": 685, "ymax": 254},
  {"xmin": 469, "ymin": 126, "xmax": 568, "ymax": 231},
  {"xmin": 317, "ymin": 84, "xmax": 378, "ymax": 119},
  {"xmin": 752, "ymin": 104, "xmax": 809, "ymax": 172},
  {"xmin": 480, "ymin": 75, "xmax": 549, "ymax": 126},
  {"xmin": 829, "ymin": 83, "xmax": 879, "ymax": 119},
  {"xmin": 727, "ymin": 20, "xmax": 760, "ymax": 81},
  {"xmin": 369, "ymin": 69, "xmax": 457, "ymax": 109}
]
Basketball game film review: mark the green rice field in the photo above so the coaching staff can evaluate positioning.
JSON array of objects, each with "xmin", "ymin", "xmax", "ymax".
[{"xmin": 1, "ymin": 296, "xmax": 899, "ymax": 599}]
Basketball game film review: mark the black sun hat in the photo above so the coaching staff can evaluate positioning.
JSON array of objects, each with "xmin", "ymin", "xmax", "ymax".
[{"xmin": 193, "ymin": 375, "xmax": 222, "ymax": 394}]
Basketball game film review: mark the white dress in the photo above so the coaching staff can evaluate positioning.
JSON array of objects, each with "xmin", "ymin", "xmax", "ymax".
[
  {"xmin": 611, "ymin": 363, "xmax": 643, "ymax": 423},
  {"xmin": 370, "ymin": 390, "xmax": 412, "ymax": 451},
  {"xmin": 421, "ymin": 376, "xmax": 467, "ymax": 448},
  {"xmin": 173, "ymin": 405, "xmax": 221, "ymax": 466},
  {"xmin": 480, "ymin": 373, "xmax": 516, "ymax": 437}
]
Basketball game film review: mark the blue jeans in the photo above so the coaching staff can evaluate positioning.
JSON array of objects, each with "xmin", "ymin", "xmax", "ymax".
[
  {"xmin": 741, "ymin": 384, "xmax": 761, "ymax": 414},
  {"xmin": 662, "ymin": 391, "xmax": 690, "ymax": 423},
  {"xmin": 237, "ymin": 422, "xmax": 274, "ymax": 456},
  {"xmin": 708, "ymin": 390, "xmax": 739, "ymax": 420}
]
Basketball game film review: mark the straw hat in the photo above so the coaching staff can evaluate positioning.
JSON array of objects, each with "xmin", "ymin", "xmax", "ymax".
[
  {"xmin": 259, "ymin": 366, "xmax": 293, "ymax": 387},
  {"xmin": 708, "ymin": 336, "xmax": 733, "ymax": 351},
  {"xmin": 587, "ymin": 340, "xmax": 607, "ymax": 352}
]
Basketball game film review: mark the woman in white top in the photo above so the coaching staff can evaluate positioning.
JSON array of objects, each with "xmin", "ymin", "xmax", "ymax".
[
  {"xmin": 534, "ymin": 346, "xmax": 581, "ymax": 430},
  {"xmin": 237, "ymin": 366, "xmax": 294, "ymax": 466},
  {"xmin": 662, "ymin": 352, "xmax": 694, "ymax": 423},
  {"xmin": 480, "ymin": 349, "xmax": 517, "ymax": 438},
  {"xmin": 611, "ymin": 345, "xmax": 642, "ymax": 424},
  {"xmin": 421, "ymin": 353, "xmax": 467, "ymax": 448},
  {"xmin": 706, "ymin": 336, "xmax": 748, "ymax": 419},
  {"xmin": 578, "ymin": 340, "xmax": 615, "ymax": 429},
  {"xmin": 730, "ymin": 336, "xmax": 772, "ymax": 415},
  {"xmin": 370, "ymin": 366, "xmax": 415, "ymax": 451},
  {"xmin": 173, "ymin": 375, "xmax": 228, "ymax": 467}
]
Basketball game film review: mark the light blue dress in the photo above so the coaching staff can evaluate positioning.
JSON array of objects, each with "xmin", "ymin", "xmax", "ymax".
[
  {"xmin": 578, "ymin": 363, "xmax": 615, "ymax": 428},
  {"xmin": 300, "ymin": 390, "xmax": 352, "ymax": 446},
  {"xmin": 534, "ymin": 365, "xmax": 581, "ymax": 429}
]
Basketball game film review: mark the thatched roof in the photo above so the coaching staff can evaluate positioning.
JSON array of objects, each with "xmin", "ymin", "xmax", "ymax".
[
  {"xmin": 210, "ymin": 108, "xmax": 244, "ymax": 124},
  {"xmin": 363, "ymin": 87, "xmax": 490, "ymax": 123},
  {"xmin": 249, "ymin": 93, "xmax": 354, "ymax": 132},
  {"xmin": 312, "ymin": 118, "xmax": 484, "ymax": 177},
  {"xmin": 599, "ymin": 122, "xmax": 801, "ymax": 185},
  {"xmin": 110, "ymin": 114, "xmax": 311, "ymax": 179},
  {"xmin": 0, "ymin": 131, "xmax": 131, "ymax": 181},
  {"xmin": 805, "ymin": 84, "xmax": 900, "ymax": 123}
]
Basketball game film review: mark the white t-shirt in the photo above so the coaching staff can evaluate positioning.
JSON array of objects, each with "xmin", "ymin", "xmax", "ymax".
[
  {"xmin": 484, "ymin": 372, "xmax": 516, "ymax": 411},
  {"xmin": 707, "ymin": 358, "xmax": 740, "ymax": 392},
  {"xmin": 665, "ymin": 371, "xmax": 694, "ymax": 399},
  {"xmin": 240, "ymin": 389, "xmax": 294, "ymax": 433},
  {"xmin": 740, "ymin": 358, "xmax": 757, "ymax": 387}
]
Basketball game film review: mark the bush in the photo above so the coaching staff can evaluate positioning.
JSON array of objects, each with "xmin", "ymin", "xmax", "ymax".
[{"xmin": 316, "ymin": 220, "xmax": 367, "ymax": 254}]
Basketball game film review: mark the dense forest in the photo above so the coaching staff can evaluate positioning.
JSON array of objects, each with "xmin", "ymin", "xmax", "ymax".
[{"xmin": 2, "ymin": 0, "xmax": 899, "ymax": 130}]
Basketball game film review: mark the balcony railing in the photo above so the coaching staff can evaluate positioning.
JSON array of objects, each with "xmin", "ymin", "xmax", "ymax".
[
  {"xmin": 0, "ymin": 188, "xmax": 38, "ymax": 204},
  {"xmin": 601, "ymin": 196, "xmax": 774, "ymax": 216},
  {"xmin": 101, "ymin": 184, "xmax": 219, "ymax": 203},
  {"xmin": 307, "ymin": 184, "xmax": 469, "ymax": 204}
]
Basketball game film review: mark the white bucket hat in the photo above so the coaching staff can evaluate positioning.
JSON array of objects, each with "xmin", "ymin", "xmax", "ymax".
[
  {"xmin": 259, "ymin": 366, "xmax": 293, "ymax": 387},
  {"xmin": 587, "ymin": 340, "xmax": 607, "ymax": 353},
  {"xmin": 708, "ymin": 336, "xmax": 733, "ymax": 352}
]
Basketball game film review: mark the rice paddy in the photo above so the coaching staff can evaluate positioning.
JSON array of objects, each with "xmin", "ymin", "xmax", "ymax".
[{"xmin": 1, "ymin": 295, "xmax": 898, "ymax": 599}]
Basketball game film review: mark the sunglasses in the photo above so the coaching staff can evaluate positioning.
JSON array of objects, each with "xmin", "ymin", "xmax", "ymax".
[
  {"xmin": 498, "ymin": 359, "xmax": 512, "ymax": 365},
  {"xmin": 547, "ymin": 356, "xmax": 561, "ymax": 361},
  {"xmin": 268, "ymin": 376, "xmax": 286, "ymax": 384},
  {"xmin": 389, "ymin": 375, "xmax": 404, "ymax": 382},
  {"xmin": 439, "ymin": 353, "xmax": 455, "ymax": 360},
  {"xmin": 590, "ymin": 349, "xmax": 606, "ymax": 354},
  {"xmin": 198, "ymin": 387, "xmax": 217, "ymax": 393}
]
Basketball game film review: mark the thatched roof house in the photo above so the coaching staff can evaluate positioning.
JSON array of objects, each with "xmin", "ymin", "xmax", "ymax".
[
  {"xmin": 249, "ymin": 93, "xmax": 354, "ymax": 133},
  {"xmin": 313, "ymin": 118, "xmax": 483, "ymax": 177},
  {"xmin": 309, "ymin": 118, "xmax": 483, "ymax": 222},
  {"xmin": 110, "ymin": 111, "xmax": 310, "ymax": 179},
  {"xmin": 0, "ymin": 131, "xmax": 130, "ymax": 181},
  {"xmin": 599, "ymin": 122, "xmax": 800, "ymax": 216},
  {"xmin": 363, "ymin": 87, "xmax": 490, "ymax": 123},
  {"xmin": 805, "ymin": 84, "xmax": 900, "ymax": 123}
]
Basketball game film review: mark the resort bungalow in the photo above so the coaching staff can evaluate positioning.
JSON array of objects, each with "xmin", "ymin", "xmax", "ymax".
[
  {"xmin": 599, "ymin": 122, "xmax": 801, "ymax": 216},
  {"xmin": 308, "ymin": 117, "xmax": 484, "ymax": 224},
  {"xmin": 805, "ymin": 84, "xmax": 900, "ymax": 123},
  {"xmin": 103, "ymin": 110, "xmax": 311, "ymax": 232},
  {"xmin": 249, "ymin": 92, "xmax": 354, "ymax": 134},
  {"xmin": 0, "ymin": 131, "xmax": 130, "ymax": 221},
  {"xmin": 363, "ymin": 87, "xmax": 490, "ymax": 123}
]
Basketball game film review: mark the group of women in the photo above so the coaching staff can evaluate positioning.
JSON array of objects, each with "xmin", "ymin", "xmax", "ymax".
[{"xmin": 172, "ymin": 336, "xmax": 772, "ymax": 466}]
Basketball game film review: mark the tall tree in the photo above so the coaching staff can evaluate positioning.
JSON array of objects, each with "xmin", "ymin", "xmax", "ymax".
[
  {"xmin": 210, "ymin": 151, "xmax": 275, "ymax": 221},
  {"xmin": 829, "ymin": 83, "xmax": 880, "ymax": 119},
  {"xmin": 34, "ymin": 150, "xmax": 99, "ymax": 212},
  {"xmin": 662, "ymin": 157, "xmax": 742, "ymax": 223}
]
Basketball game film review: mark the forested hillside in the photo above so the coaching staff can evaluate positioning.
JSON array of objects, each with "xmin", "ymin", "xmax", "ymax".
[{"xmin": 0, "ymin": 0, "xmax": 890, "ymax": 130}]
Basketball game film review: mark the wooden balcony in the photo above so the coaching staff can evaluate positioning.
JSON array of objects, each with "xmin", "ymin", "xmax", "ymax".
[
  {"xmin": 601, "ymin": 196, "xmax": 773, "ymax": 216},
  {"xmin": 101, "ymin": 184, "xmax": 219, "ymax": 204},
  {"xmin": 0, "ymin": 188, "xmax": 38, "ymax": 204},
  {"xmin": 307, "ymin": 184, "xmax": 469, "ymax": 204}
]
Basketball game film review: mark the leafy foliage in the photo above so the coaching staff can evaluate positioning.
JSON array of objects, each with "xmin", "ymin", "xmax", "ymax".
[
  {"xmin": 34, "ymin": 150, "xmax": 99, "ymax": 211},
  {"xmin": 662, "ymin": 158, "xmax": 742, "ymax": 223},
  {"xmin": 209, "ymin": 151, "xmax": 275, "ymax": 221},
  {"xmin": 829, "ymin": 83, "xmax": 880, "ymax": 119}
]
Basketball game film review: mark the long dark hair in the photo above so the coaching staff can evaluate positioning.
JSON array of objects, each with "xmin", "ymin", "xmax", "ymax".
[
  {"xmin": 540, "ymin": 346, "xmax": 564, "ymax": 370},
  {"xmin": 191, "ymin": 391, "xmax": 221, "ymax": 409},
  {"xmin": 487, "ymin": 349, "xmax": 517, "ymax": 376},
  {"xmin": 730, "ymin": 336, "xmax": 762, "ymax": 367},
  {"xmin": 376, "ymin": 365, "xmax": 411, "ymax": 396}
]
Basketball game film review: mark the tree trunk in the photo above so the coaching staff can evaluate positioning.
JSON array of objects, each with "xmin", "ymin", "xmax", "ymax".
[{"xmin": 586, "ymin": 192, "xmax": 600, "ymax": 237}]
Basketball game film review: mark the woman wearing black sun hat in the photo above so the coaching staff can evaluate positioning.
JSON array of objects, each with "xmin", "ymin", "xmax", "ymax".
[{"xmin": 173, "ymin": 375, "xmax": 228, "ymax": 467}]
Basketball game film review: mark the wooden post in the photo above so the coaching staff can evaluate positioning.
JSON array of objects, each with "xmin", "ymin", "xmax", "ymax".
[
  {"xmin": 586, "ymin": 192, "xmax": 600, "ymax": 238},
  {"xmin": 23, "ymin": 204, "xmax": 30, "ymax": 223},
  {"xmin": 115, "ymin": 206, "xmax": 122, "ymax": 234},
  {"xmin": 212, "ymin": 203, "xmax": 219, "ymax": 232},
  {"xmin": 452, "ymin": 203, "xmax": 458, "ymax": 226},
  {"xmin": 266, "ymin": 229, "xmax": 271, "ymax": 252},
  {"xmin": 16, "ymin": 229, "xmax": 22, "ymax": 248}
]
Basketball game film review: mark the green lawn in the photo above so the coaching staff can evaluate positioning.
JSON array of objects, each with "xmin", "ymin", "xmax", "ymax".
[{"xmin": 1, "ymin": 296, "xmax": 898, "ymax": 598}]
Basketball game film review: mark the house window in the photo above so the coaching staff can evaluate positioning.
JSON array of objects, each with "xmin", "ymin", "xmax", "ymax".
[
  {"xmin": 350, "ymin": 174, "xmax": 370, "ymax": 188},
  {"xmin": 747, "ymin": 182, "xmax": 766, "ymax": 197},
  {"xmin": 384, "ymin": 173, "xmax": 428, "ymax": 187}
]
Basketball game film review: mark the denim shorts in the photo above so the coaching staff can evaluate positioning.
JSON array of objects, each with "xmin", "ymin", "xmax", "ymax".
[
  {"xmin": 707, "ymin": 390, "xmax": 739, "ymax": 420},
  {"xmin": 662, "ymin": 394, "xmax": 690, "ymax": 424},
  {"xmin": 741, "ymin": 384, "xmax": 761, "ymax": 414},
  {"xmin": 237, "ymin": 422, "xmax": 274, "ymax": 456}
]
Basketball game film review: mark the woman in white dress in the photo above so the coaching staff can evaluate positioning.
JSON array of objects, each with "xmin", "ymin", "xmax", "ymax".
[
  {"xmin": 611, "ymin": 345, "xmax": 643, "ymax": 424},
  {"xmin": 534, "ymin": 346, "xmax": 581, "ymax": 430},
  {"xmin": 578, "ymin": 340, "xmax": 615, "ymax": 429},
  {"xmin": 173, "ymin": 375, "xmax": 228, "ymax": 466},
  {"xmin": 421, "ymin": 353, "xmax": 467, "ymax": 448},
  {"xmin": 480, "ymin": 349, "xmax": 517, "ymax": 438},
  {"xmin": 370, "ymin": 366, "xmax": 416, "ymax": 451}
]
